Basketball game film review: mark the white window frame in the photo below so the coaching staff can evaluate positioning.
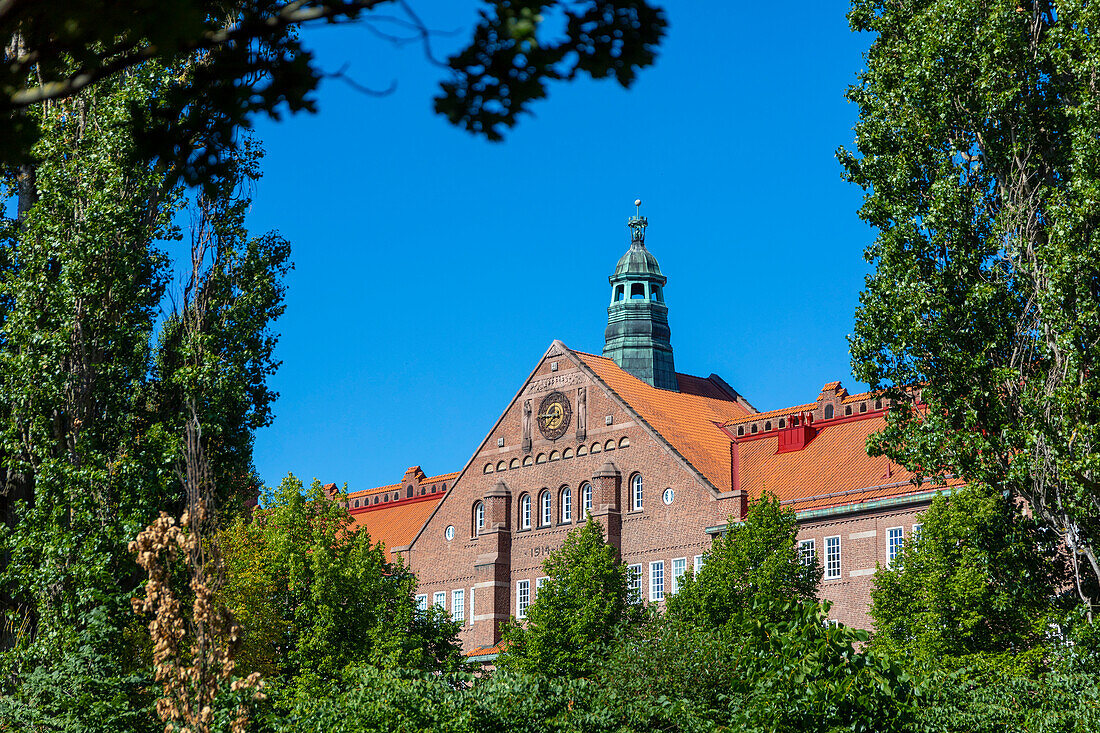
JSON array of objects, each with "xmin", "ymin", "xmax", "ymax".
[
  {"xmin": 649, "ymin": 560, "xmax": 665, "ymax": 601},
  {"xmin": 469, "ymin": 587, "xmax": 475, "ymax": 624},
  {"xmin": 451, "ymin": 589, "xmax": 465, "ymax": 623},
  {"xmin": 798, "ymin": 538, "xmax": 816, "ymax": 567},
  {"xmin": 672, "ymin": 557, "xmax": 687, "ymax": 594},
  {"xmin": 561, "ymin": 487, "xmax": 572, "ymax": 523},
  {"xmin": 582, "ymin": 482, "xmax": 593, "ymax": 515},
  {"xmin": 631, "ymin": 474, "xmax": 644, "ymax": 510},
  {"xmin": 541, "ymin": 491, "xmax": 552, "ymax": 526},
  {"xmin": 887, "ymin": 526, "xmax": 904, "ymax": 565},
  {"xmin": 473, "ymin": 501, "xmax": 484, "ymax": 537},
  {"xmin": 520, "ymin": 494, "xmax": 531, "ymax": 529},
  {"xmin": 824, "ymin": 536, "xmax": 841, "ymax": 580},
  {"xmin": 517, "ymin": 579, "xmax": 531, "ymax": 619},
  {"xmin": 415, "ymin": 594, "xmax": 428, "ymax": 611},
  {"xmin": 693, "ymin": 554, "xmax": 704, "ymax": 575},
  {"xmin": 912, "ymin": 523, "xmax": 923, "ymax": 542},
  {"xmin": 433, "ymin": 591, "xmax": 446, "ymax": 609},
  {"xmin": 627, "ymin": 563, "xmax": 643, "ymax": 603},
  {"xmin": 535, "ymin": 576, "xmax": 549, "ymax": 598}
]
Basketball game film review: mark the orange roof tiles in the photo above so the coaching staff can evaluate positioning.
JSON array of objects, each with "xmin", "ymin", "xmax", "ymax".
[
  {"xmin": 734, "ymin": 416, "xmax": 956, "ymax": 511},
  {"xmin": 574, "ymin": 351, "xmax": 753, "ymax": 491},
  {"xmin": 347, "ymin": 471, "xmax": 459, "ymax": 499},
  {"xmin": 349, "ymin": 496, "xmax": 443, "ymax": 562}
]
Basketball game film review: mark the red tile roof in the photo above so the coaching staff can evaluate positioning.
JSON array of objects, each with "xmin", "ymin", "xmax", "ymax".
[
  {"xmin": 347, "ymin": 471, "xmax": 459, "ymax": 499},
  {"xmin": 349, "ymin": 496, "xmax": 443, "ymax": 562},
  {"xmin": 574, "ymin": 350, "xmax": 753, "ymax": 490}
]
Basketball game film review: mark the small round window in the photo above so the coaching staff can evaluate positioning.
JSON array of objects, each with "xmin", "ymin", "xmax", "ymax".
[
  {"xmin": 662, "ymin": 488, "xmax": 675, "ymax": 505},
  {"xmin": 445, "ymin": 525, "xmax": 455, "ymax": 541}
]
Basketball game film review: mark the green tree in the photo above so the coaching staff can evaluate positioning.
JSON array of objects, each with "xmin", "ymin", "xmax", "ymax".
[
  {"xmin": 595, "ymin": 598, "xmax": 917, "ymax": 733},
  {"xmin": 219, "ymin": 475, "xmax": 462, "ymax": 703},
  {"xmin": 870, "ymin": 485, "xmax": 1068, "ymax": 675},
  {"xmin": 0, "ymin": 64, "xmax": 289, "ymax": 731},
  {"xmin": 666, "ymin": 492, "xmax": 820, "ymax": 628},
  {"xmin": 842, "ymin": 0, "xmax": 1100, "ymax": 618},
  {"xmin": 497, "ymin": 516, "xmax": 641, "ymax": 679},
  {"xmin": 1, "ymin": 1, "xmax": 667, "ymax": 181}
]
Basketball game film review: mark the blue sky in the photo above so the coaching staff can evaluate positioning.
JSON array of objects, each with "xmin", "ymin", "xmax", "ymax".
[{"xmin": 246, "ymin": 2, "xmax": 876, "ymax": 492}]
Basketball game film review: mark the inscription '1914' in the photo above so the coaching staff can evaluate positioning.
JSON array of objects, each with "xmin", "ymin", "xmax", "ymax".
[{"xmin": 525, "ymin": 545, "xmax": 554, "ymax": 558}]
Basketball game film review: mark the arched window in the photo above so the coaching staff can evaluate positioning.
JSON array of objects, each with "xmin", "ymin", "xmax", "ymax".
[
  {"xmin": 354, "ymin": 500, "xmax": 360, "ymax": 508},
  {"xmin": 540, "ymin": 490, "xmax": 552, "ymax": 526},
  {"xmin": 497, "ymin": 460, "xmax": 507, "ymax": 471},
  {"xmin": 630, "ymin": 283, "xmax": 645, "ymax": 299},
  {"xmin": 845, "ymin": 405, "xmax": 852, "ymax": 416},
  {"xmin": 519, "ymin": 494, "xmax": 532, "ymax": 529},
  {"xmin": 751, "ymin": 424, "xmax": 758, "ymax": 434},
  {"xmin": 560, "ymin": 486, "xmax": 572, "ymax": 523},
  {"xmin": 764, "ymin": 421, "xmax": 772, "ymax": 431},
  {"xmin": 407, "ymin": 485, "xmax": 414, "ymax": 498},
  {"xmin": 510, "ymin": 458, "xmax": 520, "ymax": 469},
  {"xmin": 824, "ymin": 404, "xmax": 834, "ymax": 419},
  {"xmin": 581, "ymin": 482, "xmax": 593, "ymax": 515},
  {"xmin": 484, "ymin": 463, "xmax": 494, "ymax": 474},
  {"xmin": 652, "ymin": 286, "xmax": 662, "ymax": 301},
  {"xmin": 631, "ymin": 474, "xmax": 643, "ymax": 511},
  {"xmin": 779, "ymin": 418, "xmax": 786, "ymax": 428},
  {"xmin": 472, "ymin": 501, "xmax": 485, "ymax": 537},
  {"xmin": 615, "ymin": 285, "xmax": 625, "ymax": 302},
  {"xmin": 737, "ymin": 426, "xmax": 744, "ymax": 436}
]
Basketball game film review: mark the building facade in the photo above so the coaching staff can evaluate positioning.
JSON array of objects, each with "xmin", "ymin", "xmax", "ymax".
[{"xmin": 337, "ymin": 211, "xmax": 950, "ymax": 657}]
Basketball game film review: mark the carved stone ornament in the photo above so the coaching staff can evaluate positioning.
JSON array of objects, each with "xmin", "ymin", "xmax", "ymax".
[{"xmin": 536, "ymin": 391, "xmax": 573, "ymax": 440}]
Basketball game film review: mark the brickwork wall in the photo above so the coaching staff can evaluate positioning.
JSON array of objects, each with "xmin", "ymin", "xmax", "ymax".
[
  {"xmin": 402, "ymin": 350, "xmax": 932, "ymax": 652},
  {"xmin": 798, "ymin": 503, "xmax": 928, "ymax": 629}
]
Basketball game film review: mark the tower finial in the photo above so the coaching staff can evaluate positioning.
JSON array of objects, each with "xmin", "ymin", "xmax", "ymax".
[{"xmin": 628, "ymin": 199, "xmax": 647, "ymax": 245}]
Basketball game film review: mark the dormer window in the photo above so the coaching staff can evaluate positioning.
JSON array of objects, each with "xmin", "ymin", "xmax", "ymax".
[{"xmin": 824, "ymin": 404, "xmax": 834, "ymax": 419}]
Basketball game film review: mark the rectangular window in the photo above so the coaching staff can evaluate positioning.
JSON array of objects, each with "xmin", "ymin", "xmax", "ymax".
[
  {"xmin": 517, "ymin": 580, "xmax": 531, "ymax": 619},
  {"xmin": 627, "ymin": 563, "xmax": 643, "ymax": 603},
  {"xmin": 798, "ymin": 538, "xmax": 816, "ymax": 567},
  {"xmin": 693, "ymin": 554, "xmax": 704, "ymax": 575},
  {"xmin": 536, "ymin": 576, "xmax": 549, "ymax": 598},
  {"xmin": 415, "ymin": 594, "xmax": 428, "ymax": 612},
  {"xmin": 824, "ymin": 536, "xmax": 841, "ymax": 580},
  {"xmin": 469, "ymin": 587, "xmax": 475, "ymax": 624},
  {"xmin": 451, "ymin": 589, "xmax": 465, "ymax": 623},
  {"xmin": 672, "ymin": 557, "xmax": 687, "ymax": 594},
  {"xmin": 562, "ymin": 491, "xmax": 572, "ymax": 523},
  {"xmin": 542, "ymin": 493, "xmax": 552, "ymax": 527},
  {"xmin": 887, "ymin": 526, "xmax": 904, "ymax": 564},
  {"xmin": 650, "ymin": 561, "xmax": 665, "ymax": 601},
  {"xmin": 433, "ymin": 591, "xmax": 446, "ymax": 609},
  {"xmin": 912, "ymin": 523, "xmax": 923, "ymax": 542}
]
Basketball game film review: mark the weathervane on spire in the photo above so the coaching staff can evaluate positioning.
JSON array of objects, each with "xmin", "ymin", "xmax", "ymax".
[{"xmin": 628, "ymin": 198, "xmax": 648, "ymax": 245}]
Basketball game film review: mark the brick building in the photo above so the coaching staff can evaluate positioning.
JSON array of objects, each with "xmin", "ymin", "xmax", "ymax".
[{"xmin": 333, "ymin": 209, "xmax": 950, "ymax": 658}]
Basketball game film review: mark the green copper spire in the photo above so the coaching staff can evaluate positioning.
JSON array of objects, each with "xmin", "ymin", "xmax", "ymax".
[{"xmin": 603, "ymin": 200, "xmax": 678, "ymax": 391}]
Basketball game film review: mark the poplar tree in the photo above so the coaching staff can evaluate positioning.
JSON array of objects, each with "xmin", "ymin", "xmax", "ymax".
[
  {"xmin": 842, "ymin": 0, "xmax": 1100, "ymax": 618},
  {"xmin": 0, "ymin": 64, "xmax": 289, "ymax": 729}
]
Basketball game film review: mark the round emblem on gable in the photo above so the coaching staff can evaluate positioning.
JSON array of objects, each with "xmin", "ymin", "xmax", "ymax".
[
  {"xmin": 662, "ymin": 488, "xmax": 675, "ymax": 505},
  {"xmin": 536, "ymin": 391, "xmax": 573, "ymax": 440},
  {"xmin": 445, "ymin": 525, "xmax": 455, "ymax": 541}
]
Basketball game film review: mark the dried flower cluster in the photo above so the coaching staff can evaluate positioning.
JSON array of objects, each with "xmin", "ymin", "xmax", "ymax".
[{"xmin": 130, "ymin": 503, "xmax": 264, "ymax": 733}]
